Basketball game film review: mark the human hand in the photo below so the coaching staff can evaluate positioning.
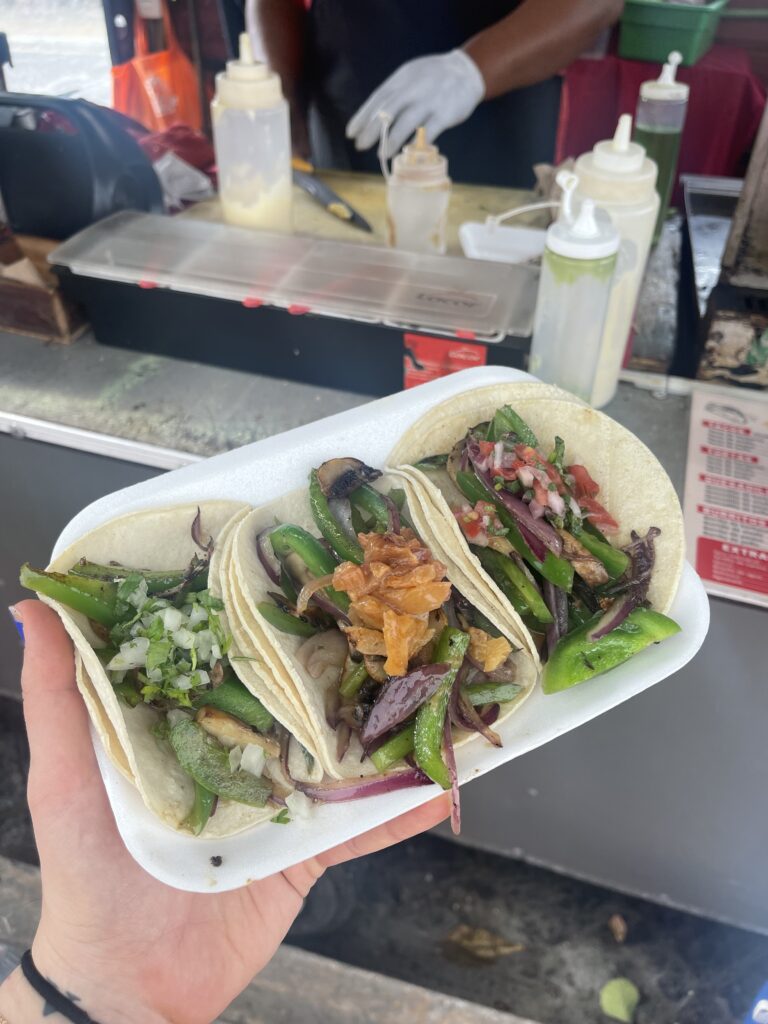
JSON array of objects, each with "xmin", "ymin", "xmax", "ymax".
[
  {"xmin": 346, "ymin": 49, "xmax": 486, "ymax": 160},
  {"xmin": 0, "ymin": 601, "xmax": 449, "ymax": 1024}
]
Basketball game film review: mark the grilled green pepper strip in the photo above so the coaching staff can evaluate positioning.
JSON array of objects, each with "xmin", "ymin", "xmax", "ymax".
[
  {"xmin": 414, "ymin": 627, "xmax": 470, "ymax": 789},
  {"xmin": 69, "ymin": 561, "xmax": 208, "ymax": 594},
  {"xmin": 192, "ymin": 676, "xmax": 274, "ymax": 733},
  {"xmin": 19, "ymin": 564, "xmax": 118, "ymax": 627},
  {"xmin": 542, "ymin": 608, "xmax": 681, "ymax": 694},
  {"xmin": 257, "ymin": 602, "xmax": 320, "ymax": 638},
  {"xmin": 370, "ymin": 722, "xmax": 416, "ymax": 772},
  {"xmin": 269, "ymin": 524, "xmax": 349, "ymax": 612},
  {"xmin": 576, "ymin": 530, "xmax": 630, "ymax": 580},
  {"xmin": 309, "ymin": 470, "xmax": 364, "ymax": 563},
  {"xmin": 470, "ymin": 607, "xmax": 503, "ymax": 638},
  {"xmin": 183, "ymin": 781, "xmax": 217, "ymax": 835},
  {"xmin": 462, "ymin": 681, "xmax": 523, "ymax": 706},
  {"xmin": 486, "ymin": 405, "xmax": 539, "ymax": 446},
  {"xmin": 455, "ymin": 471, "xmax": 574, "ymax": 592},
  {"xmin": 169, "ymin": 718, "xmax": 272, "ymax": 806},
  {"xmin": 339, "ymin": 661, "xmax": 368, "ymax": 699},
  {"xmin": 475, "ymin": 547, "xmax": 553, "ymax": 625},
  {"xmin": 350, "ymin": 484, "xmax": 390, "ymax": 533}
]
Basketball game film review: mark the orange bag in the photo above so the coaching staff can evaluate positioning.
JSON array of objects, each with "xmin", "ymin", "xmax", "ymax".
[{"xmin": 112, "ymin": 2, "xmax": 202, "ymax": 132}]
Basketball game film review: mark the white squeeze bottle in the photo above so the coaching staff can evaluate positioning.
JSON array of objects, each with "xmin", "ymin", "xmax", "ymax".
[
  {"xmin": 385, "ymin": 127, "xmax": 451, "ymax": 254},
  {"xmin": 529, "ymin": 173, "xmax": 620, "ymax": 402},
  {"xmin": 574, "ymin": 114, "xmax": 659, "ymax": 407},
  {"xmin": 211, "ymin": 32, "xmax": 292, "ymax": 231}
]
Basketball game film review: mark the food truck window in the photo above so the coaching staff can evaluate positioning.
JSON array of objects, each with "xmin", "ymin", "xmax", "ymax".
[{"xmin": 2, "ymin": 0, "xmax": 111, "ymax": 104}]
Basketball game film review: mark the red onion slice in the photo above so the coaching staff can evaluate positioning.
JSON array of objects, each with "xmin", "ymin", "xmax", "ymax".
[
  {"xmin": 295, "ymin": 767, "xmax": 433, "ymax": 802},
  {"xmin": 586, "ymin": 528, "xmax": 661, "ymax": 642},
  {"xmin": 543, "ymin": 580, "xmax": 569, "ymax": 659},
  {"xmin": 443, "ymin": 712, "xmax": 461, "ymax": 835},
  {"xmin": 256, "ymin": 527, "xmax": 282, "ymax": 586},
  {"xmin": 360, "ymin": 663, "xmax": 450, "ymax": 746},
  {"xmin": 328, "ymin": 498, "xmax": 357, "ymax": 543},
  {"xmin": 466, "ymin": 443, "xmax": 562, "ymax": 557}
]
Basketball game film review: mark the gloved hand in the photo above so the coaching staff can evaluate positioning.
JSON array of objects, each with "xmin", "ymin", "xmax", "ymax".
[{"xmin": 346, "ymin": 49, "xmax": 486, "ymax": 159}]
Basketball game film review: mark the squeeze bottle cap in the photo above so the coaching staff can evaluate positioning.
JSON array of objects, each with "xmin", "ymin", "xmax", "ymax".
[
  {"xmin": 214, "ymin": 33, "xmax": 284, "ymax": 108},
  {"xmin": 592, "ymin": 114, "xmax": 646, "ymax": 174},
  {"xmin": 546, "ymin": 174, "xmax": 619, "ymax": 260},
  {"xmin": 391, "ymin": 127, "xmax": 449, "ymax": 185},
  {"xmin": 640, "ymin": 51, "xmax": 689, "ymax": 102}
]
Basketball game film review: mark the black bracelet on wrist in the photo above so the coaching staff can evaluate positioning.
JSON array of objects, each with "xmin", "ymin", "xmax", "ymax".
[{"xmin": 20, "ymin": 951, "xmax": 101, "ymax": 1024}]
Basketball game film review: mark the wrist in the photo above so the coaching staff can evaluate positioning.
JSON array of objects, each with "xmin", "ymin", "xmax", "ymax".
[{"xmin": 3, "ymin": 936, "xmax": 169, "ymax": 1024}]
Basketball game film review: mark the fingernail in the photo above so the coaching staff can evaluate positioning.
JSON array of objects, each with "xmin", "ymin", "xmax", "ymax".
[{"xmin": 8, "ymin": 605, "xmax": 24, "ymax": 644}]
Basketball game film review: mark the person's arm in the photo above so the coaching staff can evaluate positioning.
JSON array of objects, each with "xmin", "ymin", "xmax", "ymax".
[
  {"xmin": 256, "ymin": 0, "xmax": 310, "ymax": 157},
  {"xmin": 464, "ymin": 0, "xmax": 624, "ymax": 99}
]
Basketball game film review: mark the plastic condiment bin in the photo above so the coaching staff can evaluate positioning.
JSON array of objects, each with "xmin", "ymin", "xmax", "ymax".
[{"xmin": 618, "ymin": 0, "xmax": 730, "ymax": 67}]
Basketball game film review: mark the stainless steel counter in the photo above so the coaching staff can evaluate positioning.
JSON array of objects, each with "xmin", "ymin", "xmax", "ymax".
[{"xmin": 2, "ymin": 328, "xmax": 767, "ymax": 935}]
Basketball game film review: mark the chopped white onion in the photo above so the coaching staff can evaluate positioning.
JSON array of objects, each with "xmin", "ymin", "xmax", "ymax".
[
  {"xmin": 188, "ymin": 603, "xmax": 208, "ymax": 627},
  {"xmin": 174, "ymin": 674, "xmax": 192, "ymax": 691},
  {"xmin": 146, "ymin": 667, "xmax": 163, "ymax": 683},
  {"xmin": 229, "ymin": 745, "xmax": 243, "ymax": 773},
  {"xmin": 240, "ymin": 744, "xmax": 266, "ymax": 778},
  {"xmin": 172, "ymin": 627, "xmax": 196, "ymax": 650},
  {"xmin": 161, "ymin": 607, "xmax": 183, "ymax": 632},
  {"xmin": 107, "ymin": 636, "xmax": 150, "ymax": 671},
  {"xmin": 286, "ymin": 790, "xmax": 314, "ymax": 819},
  {"xmin": 126, "ymin": 578, "xmax": 149, "ymax": 609},
  {"xmin": 194, "ymin": 669, "xmax": 210, "ymax": 688}
]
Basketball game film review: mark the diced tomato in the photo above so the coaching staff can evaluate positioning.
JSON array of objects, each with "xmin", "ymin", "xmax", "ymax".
[
  {"xmin": 579, "ymin": 496, "xmax": 619, "ymax": 534},
  {"xmin": 542, "ymin": 460, "xmax": 566, "ymax": 494},
  {"xmin": 458, "ymin": 514, "xmax": 484, "ymax": 540},
  {"xmin": 478, "ymin": 440, "xmax": 495, "ymax": 458},
  {"xmin": 514, "ymin": 444, "xmax": 546, "ymax": 468},
  {"xmin": 568, "ymin": 464, "xmax": 600, "ymax": 500},
  {"xmin": 532, "ymin": 478, "xmax": 549, "ymax": 507}
]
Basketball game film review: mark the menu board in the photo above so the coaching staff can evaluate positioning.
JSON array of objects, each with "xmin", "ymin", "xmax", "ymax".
[{"xmin": 683, "ymin": 389, "xmax": 768, "ymax": 608}]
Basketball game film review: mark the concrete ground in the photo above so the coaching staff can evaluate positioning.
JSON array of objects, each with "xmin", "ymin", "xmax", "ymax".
[{"xmin": 3, "ymin": 696, "xmax": 767, "ymax": 1024}]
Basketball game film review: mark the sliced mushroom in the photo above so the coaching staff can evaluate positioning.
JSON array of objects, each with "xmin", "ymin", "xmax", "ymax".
[
  {"xmin": 558, "ymin": 530, "xmax": 610, "ymax": 587},
  {"xmin": 316, "ymin": 457, "xmax": 382, "ymax": 499},
  {"xmin": 196, "ymin": 707, "xmax": 280, "ymax": 757}
]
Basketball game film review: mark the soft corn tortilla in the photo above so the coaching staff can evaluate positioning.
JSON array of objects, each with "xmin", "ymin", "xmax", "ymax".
[
  {"xmin": 43, "ymin": 501, "xmax": 292, "ymax": 836},
  {"xmin": 387, "ymin": 384, "xmax": 685, "ymax": 636},
  {"xmin": 231, "ymin": 474, "xmax": 538, "ymax": 776}
]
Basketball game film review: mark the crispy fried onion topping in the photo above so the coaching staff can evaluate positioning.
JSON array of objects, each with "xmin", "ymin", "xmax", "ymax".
[{"xmin": 333, "ymin": 530, "xmax": 452, "ymax": 677}]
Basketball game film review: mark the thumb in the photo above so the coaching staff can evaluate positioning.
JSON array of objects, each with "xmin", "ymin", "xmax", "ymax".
[{"xmin": 16, "ymin": 599, "xmax": 98, "ymax": 800}]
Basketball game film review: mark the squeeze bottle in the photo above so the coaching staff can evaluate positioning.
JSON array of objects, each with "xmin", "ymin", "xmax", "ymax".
[
  {"xmin": 574, "ymin": 115, "xmax": 659, "ymax": 407},
  {"xmin": 529, "ymin": 173, "xmax": 619, "ymax": 402},
  {"xmin": 211, "ymin": 33, "xmax": 292, "ymax": 231},
  {"xmin": 385, "ymin": 128, "xmax": 451, "ymax": 254},
  {"xmin": 633, "ymin": 51, "xmax": 689, "ymax": 245}
]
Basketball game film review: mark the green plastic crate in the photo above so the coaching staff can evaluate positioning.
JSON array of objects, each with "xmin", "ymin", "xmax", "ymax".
[{"xmin": 618, "ymin": 0, "xmax": 730, "ymax": 66}]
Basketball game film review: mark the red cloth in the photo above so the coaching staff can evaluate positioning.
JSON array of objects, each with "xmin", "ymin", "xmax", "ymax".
[{"xmin": 556, "ymin": 47, "xmax": 766, "ymax": 203}]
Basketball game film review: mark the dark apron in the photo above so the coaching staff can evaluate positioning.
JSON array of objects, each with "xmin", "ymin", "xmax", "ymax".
[{"xmin": 307, "ymin": 0, "xmax": 561, "ymax": 188}]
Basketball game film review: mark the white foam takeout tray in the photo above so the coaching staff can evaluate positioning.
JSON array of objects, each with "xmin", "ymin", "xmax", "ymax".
[{"xmin": 53, "ymin": 366, "xmax": 709, "ymax": 892}]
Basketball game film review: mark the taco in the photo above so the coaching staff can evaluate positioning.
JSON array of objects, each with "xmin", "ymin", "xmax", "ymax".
[
  {"xmin": 20, "ymin": 501, "xmax": 319, "ymax": 837},
  {"xmin": 229, "ymin": 458, "xmax": 538, "ymax": 830},
  {"xmin": 387, "ymin": 383, "xmax": 684, "ymax": 693}
]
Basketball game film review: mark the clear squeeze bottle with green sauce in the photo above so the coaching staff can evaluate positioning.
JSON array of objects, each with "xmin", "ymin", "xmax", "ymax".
[
  {"xmin": 633, "ymin": 51, "xmax": 689, "ymax": 245},
  {"xmin": 529, "ymin": 174, "xmax": 619, "ymax": 402}
]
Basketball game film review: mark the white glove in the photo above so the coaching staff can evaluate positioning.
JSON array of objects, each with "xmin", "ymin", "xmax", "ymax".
[{"xmin": 346, "ymin": 49, "xmax": 486, "ymax": 159}]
